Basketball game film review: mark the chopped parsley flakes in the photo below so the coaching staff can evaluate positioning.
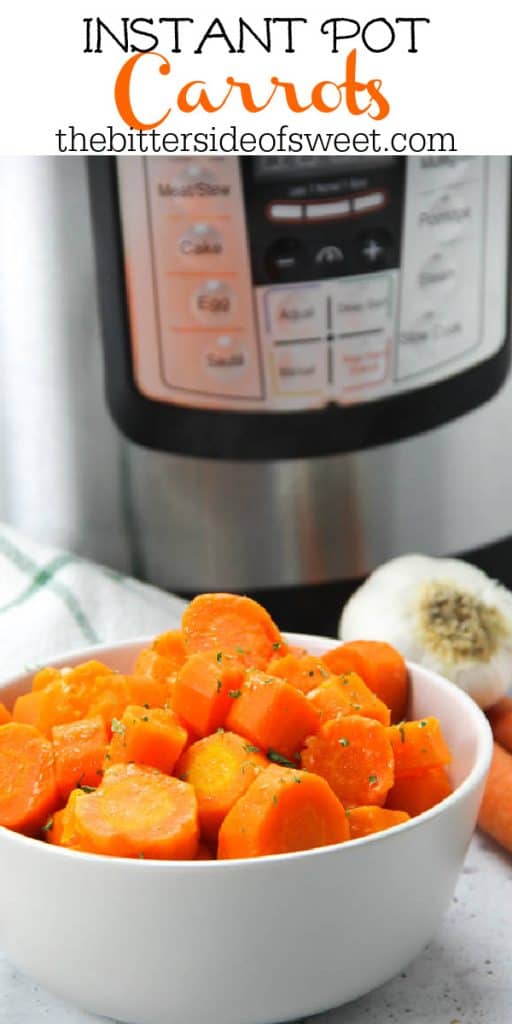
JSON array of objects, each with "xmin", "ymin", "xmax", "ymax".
[{"xmin": 268, "ymin": 750, "xmax": 299, "ymax": 768}]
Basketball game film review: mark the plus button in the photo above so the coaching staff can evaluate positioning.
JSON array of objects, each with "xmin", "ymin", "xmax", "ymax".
[{"xmin": 362, "ymin": 238, "xmax": 384, "ymax": 263}]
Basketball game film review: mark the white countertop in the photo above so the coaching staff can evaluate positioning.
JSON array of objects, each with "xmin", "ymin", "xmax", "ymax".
[{"xmin": 1, "ymin": 831, "xmax": 510, "ymax": 1024}]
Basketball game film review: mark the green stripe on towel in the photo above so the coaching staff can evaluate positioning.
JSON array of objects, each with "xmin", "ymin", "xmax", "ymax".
[{"xmin": 0, "ymin": 536, "xmax": 99, "ymax": 644}]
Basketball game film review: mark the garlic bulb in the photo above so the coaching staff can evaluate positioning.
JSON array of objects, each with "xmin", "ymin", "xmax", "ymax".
[{"xmin": 339, "ymin": 555, "xmax": 512, "ymax": 708}]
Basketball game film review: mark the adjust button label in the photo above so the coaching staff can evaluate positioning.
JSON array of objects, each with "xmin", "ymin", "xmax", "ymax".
[{"xmin": 266, "ymin": 286, "xmax": 324, "ymax": 341}]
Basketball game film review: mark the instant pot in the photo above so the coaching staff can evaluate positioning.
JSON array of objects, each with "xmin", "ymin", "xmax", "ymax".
[{"xmin": 0, "ymin": 155, "xmax": 510, "ymax": 632}]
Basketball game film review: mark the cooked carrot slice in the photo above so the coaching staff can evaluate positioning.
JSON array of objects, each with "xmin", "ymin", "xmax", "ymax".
[
  {"xmin": 386, "ymin": 766, "xmax": 453, "ymax": 816},
  {"xmin": 72, "ymin": 763, "xmax": 199, "ymax": 859},
  {"xmin": 172, "ymin": 651, "xmax": 244, "ymax": 737},
  {"xmin": 45, "ymin": 792, "xmax": 87, "ymax": 850},
  {"xmin": 217, "ymin": 764, "xmax": 349, "ymax": 859},
  {"xmin": 133, "ymin": 630, "xmax": 186, "ymax": 691},
  {"xmin": 31, "ymin": 666, "xmax": 64, "ymax": 692},
  {"xmin": 267, "ymin": 654, "xmax": 331, "ymax": 695},
  {"xmin": 13, "ymin": 686, "xmax": 74, "ymax": 735},
  {"xmin": 182, "ymin": 593, "xmax": 286, "ymax": 669},
  {"xmin": 0, "ymin": 703, "xmax": 11, "ymax": 726},
  {"xmin": 322, "ymin": 641, "xmax": 408, "ymax": 723},
  {"xmin": 347, "ymin": 805, "xmax": 409, "ymax": 840},
  {"xmin": 45, "ymin": 789, "xmax": 90, "ymax": 850},
  {"xmin": 175, "ymin": 730, "xmax": 269, "ymax": 844},
  {"xmin": 15, "ymin": 671, "xmax": 169, "ymax": 737},
  {"xmin": 107, "ymin": 705, "xmax": 188, "ymax": 775},
  {"xmin": 226, "ymin": 670, "xmax": 320, "ymax": 761},
  {"xmin": 45, "ymin": 807, "xmax": 66, "ymax": 845},
  {"xmin": 301, "ymin": 715, "xmax": 395, "ymax": 808},
  {"xmin": 0, "ymin": 723, "xmax": 59, "ymax": 835},
  {"xmin": 52, "ymin": 715, "xmax": 108, "ymax": 802},
  {"xmin": 91, "ymin": 675, "xmax": 170, "ymax": 729},
  {"xmin": 31, "ymin": 661, "xmax": 112, "ymax": 693},
  {"xmin": 307, "ymin": 672, "xmax": 390, "ymax": 726},
  {"xmin": 387, "ymin": 718, "xmax": 452, "ymax": 779}
]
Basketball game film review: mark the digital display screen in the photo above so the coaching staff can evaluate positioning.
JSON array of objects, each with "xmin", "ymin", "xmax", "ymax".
[{"xmin": 253, "ymin": 156, "xmax": 398, "ymax": 181}]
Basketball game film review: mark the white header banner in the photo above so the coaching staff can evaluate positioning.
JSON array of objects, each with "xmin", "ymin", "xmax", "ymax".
[{"xmin": 1, "ymin": 0, "xmax": 510, "ymax": 155}]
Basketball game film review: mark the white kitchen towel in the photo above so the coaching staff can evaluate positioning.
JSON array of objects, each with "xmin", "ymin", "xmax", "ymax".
[{"xmin": 0, "ymin": 522, "xmax": 187, "ymax": 681}]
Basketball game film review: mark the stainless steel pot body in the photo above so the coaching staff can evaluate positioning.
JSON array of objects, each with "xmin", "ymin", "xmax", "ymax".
[{"xmin": 1, "ymin": 156, "xmax": 511, "ymax": 591}]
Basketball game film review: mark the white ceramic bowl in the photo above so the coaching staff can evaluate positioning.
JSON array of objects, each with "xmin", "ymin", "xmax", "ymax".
[{"xmin": 0, "ymin": 633, "xmax": 492, "ymax": 1024}]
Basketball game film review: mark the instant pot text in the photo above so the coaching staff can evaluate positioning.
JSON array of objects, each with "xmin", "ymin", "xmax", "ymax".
[{"xmin": 74, "ymin": 14, "xmax": 432, "ymax": 144}]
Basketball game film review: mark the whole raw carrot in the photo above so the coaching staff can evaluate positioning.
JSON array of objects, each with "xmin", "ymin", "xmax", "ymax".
[
  {"xmin": 182, "ymin": 593, "xmax": 286, "ymax": 669},
  {"xmin": 301, "ymin": 715, "xmax": 395, "ymax": 808},
  {"xmin": 218, "ymin": 765, "xmax": 349, "ymax": 859},
  {"xmin": 72, "ymin": 763, "xmax": 199, "ymax": 859},
  {"xmin": 478, "ymin": 742, "xmax": 512, "ymax": 852},
  {"xmin": 0, "ymin": 723, "xmax": 59, "ymax": 835},
  {"xmin": 308, "ymin": 672, "xmax": 390, "ymax": 726},
  {"xmin": 226, "ymin": 669, "xmax": 320, "ymax": 761},
  {"xmin": 347, "ymin": 806, "xmax": 409, "ymax": 840},
  {"xmin": 386, "ymin": 766, "xmax": 452, "ymax": 817},
  {"xmin": 487, "ymin": 697, "xmax": 512, "ymax": 753},
  {"xmin": 322, "ymin": 641, "xmax": 408, "ymax": 723},
  {"xmin": 107, "ymin": 705, "xmax": 188, "ymax": 775},
  {"xmin": 52, "ymin": 715, "xmax": 108, "ymax": 802},
  {"xmin": 175, "ymin": 730, "xmax": 269, "ymax": 844}
]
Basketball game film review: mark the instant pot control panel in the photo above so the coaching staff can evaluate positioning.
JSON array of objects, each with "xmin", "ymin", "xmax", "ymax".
[{"xmin": 89, "ymin": 155, "xmax": 510, "ymax": 457}]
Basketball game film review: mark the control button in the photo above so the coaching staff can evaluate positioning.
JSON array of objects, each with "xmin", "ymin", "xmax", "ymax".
[
  {"xmin": 355, "ymin": 230, "xmax": 394, "ymax": 270},
  {"xmin": 416, "ymin": 156, "xmax": 477, "ymax": 190},
  {"xmin": 397, "ymin": 310, "xmax": 469, "ymax": 380},
  {"xmin": 192, "ymin": 280, "xmax": 236, "ymax": 324},
  {"xmin": 352, "ymin": 191, "xmax": 387, "ymax": 214},
  {"xmin": 305, "ymin": 199, "xmax": 350, "ymax": 220},
  {"xmin": 167, "ymin": 163, "xmax": 232, "ymax": 201},
  {"xmin": 417, "ymin": 191, "xmax": 473, "ymax": 240},
  {"xmin": 204, "ymin": 336, "xmax": 247, "ymax": 378},
  {"xmin": 179, "ymin": 223, "xmax": 224, "ymax": 260},
  {"xmin": 268, "ymin": 203, "xmax": 303, "ymax": 222},
  {"xmin": 418, "ymin": 251, "xmax": 457, "ymax": 296},
  {"xmin": 310, "ymin": 243, "xmax": 345, "ymax": 279},
  {"xmin": 266, "ymin": 287, "xmax": 324, "ymax": 341},
  {"xmin": 175, "ymin": 163, "xmax": 216, "ymax": 187},
  {"xmin": 336, "ymin": 331, "xmax": 390, "ymax": 394},
  {"xmin": 333, "ymin": 275, "xmax": 391, "ymax": 335},
  {"xmin": 273, "ymin": 342, "xmax": 326, "ymax": 395},
  {"xmin": 265, "ymin": 238, "xmax": 305, "ymax": 282}
]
